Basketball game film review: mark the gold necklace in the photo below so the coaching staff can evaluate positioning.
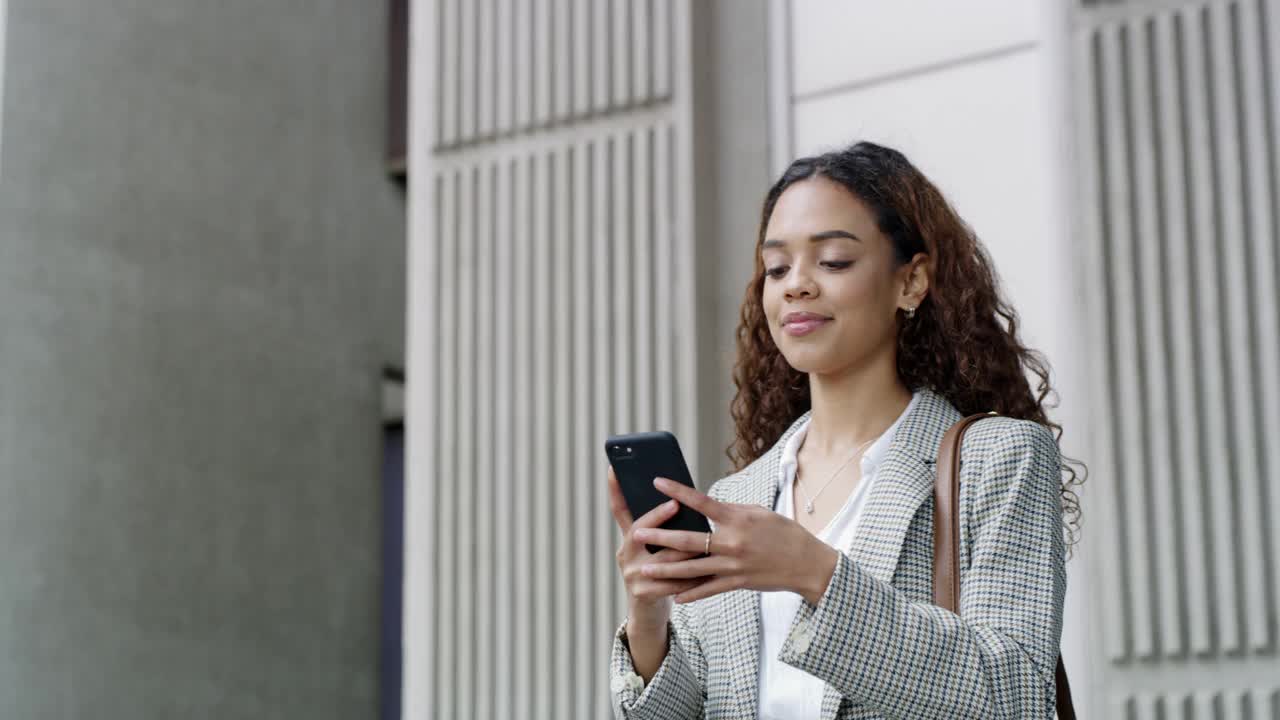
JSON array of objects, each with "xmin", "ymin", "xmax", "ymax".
[{"xmin": 795, "ymin": 437, "xmax": 875, "ymax": 515}]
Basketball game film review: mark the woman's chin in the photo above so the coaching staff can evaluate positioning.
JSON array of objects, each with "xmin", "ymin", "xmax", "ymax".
[{"xmin": 779, "ymin": 347, "xmax": 838, "ymax": 376}]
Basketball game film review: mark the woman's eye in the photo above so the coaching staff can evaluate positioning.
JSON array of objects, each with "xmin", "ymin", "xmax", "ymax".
[{"xmin": 764, "ymin": 261, "xmax": 851, "ymax": 279}]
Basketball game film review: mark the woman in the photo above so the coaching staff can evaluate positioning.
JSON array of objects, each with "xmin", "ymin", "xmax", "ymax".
[{"xmin": 605, "ymin": 141, "xmax": 1083, "ymax": 719}]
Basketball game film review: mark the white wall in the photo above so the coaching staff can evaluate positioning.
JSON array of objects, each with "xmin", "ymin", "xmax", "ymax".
[{"xmin": 771, "ymin": 0, "xmax": 1099, "ymax": 714}]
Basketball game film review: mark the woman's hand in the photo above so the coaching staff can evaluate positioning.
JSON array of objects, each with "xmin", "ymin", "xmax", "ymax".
[
  {"xmin": 607, "ymin": 466, "xmax": 706, "ymax": 627},
  {"xmin": 633, "ymin": 477, "xmax": 840, "ymax": 605}
]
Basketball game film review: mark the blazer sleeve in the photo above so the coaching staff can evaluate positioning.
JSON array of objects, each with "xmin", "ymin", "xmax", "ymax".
[
  {"xmin": 608, "ymin": 599, "xmax": 707, "ymax": 720},
  {"xmin": 776, "ymin": 419, "xmax": 1067, "ymax": 719}
]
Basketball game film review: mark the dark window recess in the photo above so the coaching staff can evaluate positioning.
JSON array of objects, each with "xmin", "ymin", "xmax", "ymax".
[
  {"xmin": 380, "ymin": 421, "xmax": 404, "ymax": 720},
  {"xmin": 388, "ymin": 0, "xmax": 409, "ymax": 178}
]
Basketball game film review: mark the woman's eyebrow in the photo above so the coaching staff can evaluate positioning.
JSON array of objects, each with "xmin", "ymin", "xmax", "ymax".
[{"xmin": 761, "ymin": 229, "xmax": 861, "ymax": 249}]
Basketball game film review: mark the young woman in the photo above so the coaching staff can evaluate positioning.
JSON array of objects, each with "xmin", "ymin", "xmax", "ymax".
[{"xmin": 605, "ymin": 141, "xmax": 1083, "ymax": 719}]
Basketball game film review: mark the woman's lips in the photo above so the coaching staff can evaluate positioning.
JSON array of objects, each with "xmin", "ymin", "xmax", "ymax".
[{"xmin": 783, "ymin": 318, "xmax": 831, "ymax": 336}]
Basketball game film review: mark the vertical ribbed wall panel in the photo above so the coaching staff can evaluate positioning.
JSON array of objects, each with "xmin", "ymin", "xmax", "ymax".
[
  {"xmin": 553, "ymin": 0, "xmax": 572, "ymax": 122},
  {"xmin": 611, "ymin": 131, "xmax": 634, "ymax": 631},
  {"xmin": 1180, "ymin": 3, "xmax": 1242, "ymax": 656},
  {"xmin": 438, "ymin": 0, "xmax": 457, "ymax": 147},
  {"xmin": 478, "ymin": 0, "xmax": 495, "ymax": 139},
  {"xmin": 1152, "ymin": 11, "xmax": 1214, "ymax": 656},
  {"xmin": 473, "ymin": 162, "xmax": 495, "ymax": 720},
  {"xmin": 590, "ymin": 137, "xmax": 616, "ymax": 720},
  {"xmin": 533, "ymin": 0, "xmax": 551, "ymax": 127},
  {"xmin": 633, "ymin": 129, "xmax": 654, "ymax": 433},
  {"xmin": 1235, "ymin": 0, "xmax": 1280, "ymax": 655},
  {"xmin": 551, "ymin": 146, "xmax": 572, "ymax": 720},
  {"xmin": 415, "ymin": 132, "xmax": 690, "ymax": 716},
  {"xmin": 1123, "ymin": 17, "xmax": 1182, "ymax": 659},
  {"xmin": 571, "ymin": 0, "xmax": 592, "ymax": 116},
  {"xmin": 435, "ymin": 169, "xmax": 458, "ymax": 718},
  {"xmin": 1098, "ymin": 23, "xmax": 1156, "ymax": 660},
  {"xmin": 1077, "ymin": 0, "xmax": 1280, "ymax": 706},
  {"xmin": 592, "ymin": 0, "xmax": 611, "ymax": 113},
  {"xmin": 512, "ymin": 154, "xmax": 534, "ymax": 716},
  {"xmin": 1076, "ymin": 23, "xmax": 1129, "ymax": 665},
  {"xmin": 432, "ymin": 0, "xmax": 674, "ymax": 149},
  {"xmin": 493, "ymin": 160, "xmax": 514, "ymax": 720},
  {"xmin": 632, "ymin": 0, "xmax": 651, "ymax": 103},
  {"xmin": 515, "ymin": 0, "xmax": 533, "ymax": 131},
  {"xmin": 1247, "ymin": 0, "xmax": 1280, "ymax": 646},
  {"xmin": 412, "ymin": 1, "xmax": 691, "ymax": 715},
  {"xmin": 459, "ymin": 0, "xmax": 476, "ymax": 142},
  {"xmin": 653, "ymin": 0, "xmax": 672, "ymax": 101},
  {"xmin": 612, "ymin": 0, "xmax": 631, "ymax": 107},
  {"xmin": 531, "ymin": 149, "xmax": 552, "ymax": 720},
  {"xmin": 1207, "ymin": 1, "xmax": 1271, "ymax": 652},
  {"xmin": 653, "ymin": 126, "xmax": 674, "ymax": 433},
  {"xmin": 495, "ymin": 0, "xmax": 513, "ymax": 135},
  {"xmin": 570, "ymin": 142, "xmax": 594, "ymax": 720},
  {"xmin": 1122, "ymin": 687, "xmax": 1280, "ymax": 718},
  {"xmin": 455, "ymin": 165, "xmax": 477, "ymax": 720}
]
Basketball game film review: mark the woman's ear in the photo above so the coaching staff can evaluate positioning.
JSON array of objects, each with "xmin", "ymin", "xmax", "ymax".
[{"xmin": 899, "ymin": 252, "xmax": 931, "ymax": 309}]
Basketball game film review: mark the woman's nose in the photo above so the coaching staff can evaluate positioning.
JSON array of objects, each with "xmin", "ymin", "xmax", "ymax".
[{"xmin": 784, "ymin": 268, "xmax": 817, "ymax": 299}]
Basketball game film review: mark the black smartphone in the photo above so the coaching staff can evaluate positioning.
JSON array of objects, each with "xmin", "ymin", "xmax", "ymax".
[{"xmin": 605, "ymin": 431, "xmax": 711, "ymax": 555}]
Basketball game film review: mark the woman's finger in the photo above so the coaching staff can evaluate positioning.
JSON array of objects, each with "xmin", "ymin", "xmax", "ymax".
[
  {"xmin": 606, "ymin": 466, "xmax": 634, "ymax": 533},
  {"xmin": 653, "ymin": 477, "xmax": 728, "ymax": 523},
  {"xmin": 632, "ymin": 577, "xmax": 706, "ymax": 602},
  {"xmin": 633, "ymin": 498, "xmax": 680, "ymax": 530},
  {"xmin": 631, "ymin": 527, "xmax": 709, "ymax": 554},
  {"xmin": 649, "ymin": 548, "xmax": 700, "ymax": 564},
  {"xmin": 674, "ymin": 575, "xmax": 741, "ymax": 604},
  {"xmin": 642, "ymin": 555, "xmax": 724, "ymax": 580}
]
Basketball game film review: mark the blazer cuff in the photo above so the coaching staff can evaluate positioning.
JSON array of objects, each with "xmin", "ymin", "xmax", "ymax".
[
  {"xmin": 609, "ymin": 618, "xmax": 702, "ymax": 720},
  {"xmin": 777, "ymin": 550, "xmax": 929, "ymax": 708}
]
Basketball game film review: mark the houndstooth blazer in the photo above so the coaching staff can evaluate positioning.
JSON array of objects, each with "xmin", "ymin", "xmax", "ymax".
[{"xmin": 609, "ymin": 387, "xmax": 1067, "ymax": 719}]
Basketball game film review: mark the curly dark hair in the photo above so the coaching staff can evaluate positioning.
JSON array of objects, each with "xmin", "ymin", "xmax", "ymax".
[{"xmin": 727, "ymin": 141, "xmax": 1084, "ymax": 551}]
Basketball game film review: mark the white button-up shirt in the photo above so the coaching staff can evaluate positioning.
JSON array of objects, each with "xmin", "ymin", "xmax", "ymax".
[{"xmin": 756, "ymin": 391, "xmax": 921, "ymax": 720}]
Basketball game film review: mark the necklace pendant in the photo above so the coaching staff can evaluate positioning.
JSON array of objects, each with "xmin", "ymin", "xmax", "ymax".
[{"xmin": 804, "ymin": 500, "xmax": 815, "ymax": 514}]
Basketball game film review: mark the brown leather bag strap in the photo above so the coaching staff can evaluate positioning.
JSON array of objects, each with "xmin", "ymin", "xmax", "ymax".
[{"xmin": 934, "ymin": 413, "xmax": 1077, "ymax": 719}]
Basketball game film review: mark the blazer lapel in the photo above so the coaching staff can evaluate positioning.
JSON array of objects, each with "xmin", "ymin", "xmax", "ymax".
[
  {"xmin": 818, "ymin": 388, "xmax": 961, "ymax": 720},
  {"xmin": 842, "ymin": 388, "xmax": 960, "ymax": 585},
  {"xmin": 717, "ymin": 410, "xmax": 811, "ymax": 720}
]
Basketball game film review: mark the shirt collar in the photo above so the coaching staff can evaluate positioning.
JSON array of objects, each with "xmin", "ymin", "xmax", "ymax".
[{"xmin": 777, "ymin": 390, "xmax": 921, "ymax": 488}]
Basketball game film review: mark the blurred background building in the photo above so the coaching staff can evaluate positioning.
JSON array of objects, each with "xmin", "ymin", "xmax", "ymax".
[{"xmin": 1, "ymin": 0, "xmax": 1278, "ymax": 719}]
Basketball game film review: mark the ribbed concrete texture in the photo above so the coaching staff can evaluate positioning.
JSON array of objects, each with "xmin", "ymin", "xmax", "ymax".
[{"xmin": 403, "ymin": 1, "xmax": 771, "ymax": 718}]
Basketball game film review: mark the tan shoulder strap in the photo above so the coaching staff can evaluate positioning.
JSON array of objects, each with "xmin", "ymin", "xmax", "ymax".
[{"xmin": 934, "ymin": 413, "xmax": 1077, "ymax": 719}]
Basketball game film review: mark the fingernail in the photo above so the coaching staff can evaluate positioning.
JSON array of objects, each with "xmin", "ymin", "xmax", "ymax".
[{"xmin": 654, "ymin": 477, "xmax": 668, "ymax": 486}]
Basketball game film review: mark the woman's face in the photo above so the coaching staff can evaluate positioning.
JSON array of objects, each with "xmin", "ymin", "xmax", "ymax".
[{"xmin": 760, "ymin": 176, "xmax": 924, "ymax": 377}]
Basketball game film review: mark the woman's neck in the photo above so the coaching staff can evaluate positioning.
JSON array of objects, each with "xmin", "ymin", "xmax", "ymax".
[{"xmin": 804, "ymin": 364, "xmax": 913, "ymax": 457}]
